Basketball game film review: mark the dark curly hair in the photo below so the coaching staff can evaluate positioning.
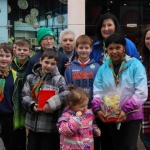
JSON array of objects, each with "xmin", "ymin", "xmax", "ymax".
[{"xmin": 96, "ymin": 12, "xmax": 121, "ymax": 41}]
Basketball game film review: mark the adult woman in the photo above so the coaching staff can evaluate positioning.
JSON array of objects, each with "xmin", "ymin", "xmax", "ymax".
[
  {"xmin": 140, "ymin": 26, "xmax": 150, "ymax": 150},
  {"xmin": 92, "ymin": 33, "xmax": 147, "ymax": 150},
  {"xmin": 90, "ymin": 13, "xmax": 140, "ymax": 66}
]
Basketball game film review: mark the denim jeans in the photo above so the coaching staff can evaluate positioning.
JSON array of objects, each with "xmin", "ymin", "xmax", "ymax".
[{"xmin": 140, "ymin": 130, "xmax": 150, "ymax": 150}]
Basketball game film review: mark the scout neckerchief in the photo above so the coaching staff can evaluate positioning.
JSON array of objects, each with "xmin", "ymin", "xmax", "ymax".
[
  {"xmin": 31, "ymin": 68, "xmax": 47, "ymax": 101},
  {"xmin": 0, "ymin": 66, "xmax": 12, "ymax": 101},
  {"xmin": 78, "ymin": 58, "xmax": 90, "ymax": 67},
  {"xmin": 102, "ymin": 40, "xmax": 110, "ymax": 64},
  {"xmin": 108, "ymin": 55, "xmax": 126, "ymax": 86},
  {"xmin": 14, "ymin": 57, "xmax": 28, "ymax": 70}
]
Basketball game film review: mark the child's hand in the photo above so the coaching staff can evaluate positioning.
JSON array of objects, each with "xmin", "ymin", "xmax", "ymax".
[
  {"xmin": 116, "ymin": 111, "xmax": 126, "ymax": 123},
  {"xmin": 33, "ymin": 103, "xmax": 39, "ymax": 112},
  {"xmin": 76, "ymin": 111, "xmax": 82, "ymax": 117},
  {"xmin": 65, "ymin": 62, "xmax": 71, "ymax": 68},
  {"xmin": 94, "ymin": 129, "xmax": 101, "ymax": 137},
  {"xmin": 43, "ymin": 103, "xmax": 51, "ymax": 113}
]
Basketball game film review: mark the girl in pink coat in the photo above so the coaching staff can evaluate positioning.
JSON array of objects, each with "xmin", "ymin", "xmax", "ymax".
[{"xmin": 57, "ymin": 84, "xmax": 101, "ymax": 150}]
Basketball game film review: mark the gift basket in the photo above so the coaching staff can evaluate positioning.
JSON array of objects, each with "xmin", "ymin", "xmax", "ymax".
[{"xmin": 100, "ymin": 93, "xmax": 121, "ymax": 122}]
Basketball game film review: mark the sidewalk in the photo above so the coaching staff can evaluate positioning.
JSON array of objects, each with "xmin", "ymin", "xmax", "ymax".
[{"xmin": 0, "ymin": 136, "xmax": 146, "ymax": 150}]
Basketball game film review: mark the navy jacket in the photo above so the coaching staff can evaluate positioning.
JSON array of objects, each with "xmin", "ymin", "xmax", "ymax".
[
  {"xmin": 64, "ymin": 59, "xmax": 100, "ymax": 108},
  {"xmin": 25, "ymin": 48, "xmax": 68, "ymax": 79}
]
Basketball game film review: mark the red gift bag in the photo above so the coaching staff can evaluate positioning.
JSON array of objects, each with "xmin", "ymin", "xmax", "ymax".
[{"xmin": 38, "ymin": 90, "xmax": 56, "ymax": 110}]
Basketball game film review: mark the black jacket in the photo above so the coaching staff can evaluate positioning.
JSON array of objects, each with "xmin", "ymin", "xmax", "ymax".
[{"xmin": 25, "ymin": 48, "xmax": 68, "ymax": 79}]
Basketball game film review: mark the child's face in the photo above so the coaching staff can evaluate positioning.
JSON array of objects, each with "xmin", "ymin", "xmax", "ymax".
[
  {"xmin": 15, "ymin": 45, "xmax": 31, "ymax": 62},
  {"xmin": 107, "ymin": 42, "xmax": 125, "ymax": 64},
  {"xmin": 76, "ymin": 44, "xmax": 92, "ymax": 62},
  {"xmin": 71, "ymin": 98, "xmax": 89, "ymax": 114},
  {"xmin": 0, "ymin": 49, "xmax": 13, "ymax": 70},
  {"xmin": 40, "ymin": 57, "xmax": 57, "ymax": 74}
]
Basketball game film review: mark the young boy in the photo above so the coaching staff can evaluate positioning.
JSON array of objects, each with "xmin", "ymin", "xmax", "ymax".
[
  {"xmin": 11, "ymin": 38, "xmax": 31, "ymax": 150},
  {"xmin": 22, "ymin": 49, "xmax": 68, "ymax": 150},
  {"xmin": 64, "ymin": 35, "xmax": 100, "ymax": 108},
  {"xmin": 0, "ymin": 43, "xmax": 23, "ymax": 150},
  {"xmin": 12, "ymin": 38, "xmax": 31, "ymax": 77}
]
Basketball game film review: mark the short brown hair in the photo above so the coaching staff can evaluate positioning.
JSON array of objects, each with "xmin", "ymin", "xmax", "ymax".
[
  {"xmin": 76, "ymin": 35, "xmax": 93, "ymax": 47},
  {"xmin": 16, "ymin": 38, "xmax": 30, "ymax": 49},
  {"xmin": 40, "ymin": 49, "xmax": 58, "ymax": 62},
  {"xmin": 0, "ymin": 43, "xmax": 13, "ymax": 56},
  {"xmin": 67, "ymin": 84, "xmax": 89, "ymax": 106}
]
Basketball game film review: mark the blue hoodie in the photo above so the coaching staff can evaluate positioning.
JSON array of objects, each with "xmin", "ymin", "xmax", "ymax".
[
  {"xmin": 90, "ymin": 38, "xmax": 140, "ymax": 66},
  {"xmin": 64, "ymin": 59, "xmax": 100, "ymax": 108}
]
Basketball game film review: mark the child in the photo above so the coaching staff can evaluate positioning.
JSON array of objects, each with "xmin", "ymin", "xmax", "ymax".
[
  {"xmin": 64, "ymin": 35, "xmax": 100, "ymax": 108},
  {"xmin": 11, "ymin": 38, "xmax": 31, "ymax": 150},
  {"xmin": 22, "ymin": 49, "xmax": 68, "ymax": 150},
  {"xmin": 0, "ymin": 43, "xmax": 22, "ymax": 150},
  {"xmin": 57, "ymin": 84, "xmax": 101, "ymax": 150},
  {"xmin": 92, "ymin": 33, "xmax": 147, "ymax": 150},
  {"xmin": 12, "ymin": 38, "xmax": 31, "ymax": 78}
]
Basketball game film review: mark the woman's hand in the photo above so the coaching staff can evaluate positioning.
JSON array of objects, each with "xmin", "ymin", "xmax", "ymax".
[
  {"xmin": 97, "ymin": 111, "xmax": 106, "ymax": 122},
  {"xmin": 116, "ymin": 111, "xmax": 127, "ymax": 123}
]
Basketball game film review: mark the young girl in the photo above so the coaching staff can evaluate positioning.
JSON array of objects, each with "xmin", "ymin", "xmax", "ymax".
[
  {"xmin": 92, "ymin": 33, "xmax": 147, "ymax": 150},
  {"xmin": 57, "ymin": 84, "xmax": 101, "ymax": 150}
]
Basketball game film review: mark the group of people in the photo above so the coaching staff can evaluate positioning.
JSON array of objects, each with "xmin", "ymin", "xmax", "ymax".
[{"xmin": 0, "ymin": 12, "xmax": 149, "ymax": 150}]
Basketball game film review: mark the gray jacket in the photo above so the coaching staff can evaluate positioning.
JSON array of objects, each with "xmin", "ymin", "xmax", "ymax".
[{"xmin": 22, "ymin": 63, "xmax": 69, "ymax": 133}]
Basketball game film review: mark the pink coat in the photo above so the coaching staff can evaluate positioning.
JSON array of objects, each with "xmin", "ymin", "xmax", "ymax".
[{"xmin": 57, "ymin": 107, "xmax": 99, "ymax": 150}]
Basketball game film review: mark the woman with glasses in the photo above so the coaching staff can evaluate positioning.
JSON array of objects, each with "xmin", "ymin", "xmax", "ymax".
[{"xmin": 25, "ymin": 27, "xmax": 68, "ymax": 77}]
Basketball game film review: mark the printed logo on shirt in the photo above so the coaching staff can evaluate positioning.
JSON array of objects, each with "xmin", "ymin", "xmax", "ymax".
[
  {"xmin": 73, "ymin": 71, "xmax": 94, "ymax": 80},
  {"xmin": 90, "ymin": 64, "xmax": 95, "ymax": 69}
]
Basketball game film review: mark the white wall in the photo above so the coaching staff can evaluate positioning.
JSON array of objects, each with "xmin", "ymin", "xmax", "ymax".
[{"xmin": 68, "ymin": 0, "xmax": 85, "ymax": 39}]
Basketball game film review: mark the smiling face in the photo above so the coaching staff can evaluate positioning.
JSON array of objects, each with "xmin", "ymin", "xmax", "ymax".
[
  {"xmin": 40, "ymin": 57, "xmax": 57, "ymax": 74},
  {"xmin": 15, "ymin": 45, "xmax": 31, "ymax": 62},
  {"xmin": 145, "ymin": 30, "xmax": 150, "ymax": 50},
  {"xmin": 101, "ymin": 19, "xmax": 115, "ymax": 40},
  {"xmin": 61, "ymin": 33, "xmax": 75, "ymax": 54},
  {"xmin": 0, "ymin": 49, "xmax": 13, "ymax": 70},
  {"xmin": 107, "ymin": 42, "xmax": 125, "ymax": 64},
  {"xmin": 40, "ymin": 36, "xmax": 55, "ymax": 50},
  {"xmin": 76, "ymin": 44, "xmax": 92, "ymax": 62}
]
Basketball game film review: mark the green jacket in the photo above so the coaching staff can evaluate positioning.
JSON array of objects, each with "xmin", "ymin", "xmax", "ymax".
[{"xmin": 12, "ymin": 69, "xmax": 26, "ymax": 130}]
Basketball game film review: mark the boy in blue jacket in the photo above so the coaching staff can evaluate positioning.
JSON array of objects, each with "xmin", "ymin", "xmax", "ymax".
[{"xmin": 64, "ymin": 35, "xmax": 100, "ymax": 108}]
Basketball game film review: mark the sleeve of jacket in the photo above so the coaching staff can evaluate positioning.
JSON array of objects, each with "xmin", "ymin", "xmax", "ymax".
[
  {"xmin": 122, "ymin": 60, "xmax": 148, "ymax": 112},
  {"xmin": 64, "ymin": 66, "xmax": 72, "ymax": 85},
  {"xmin": 125, "ymin": 38, "xmax": 140, "ymax": 60},
  {"xmin": 47, "ymin": 76, "xmax": 69, "ymax": 112},
  {"xmin": 57, "ymin": 113, "xmax": 81, "ymax": 137},
  {"xmin": 22, "ymin": 75, "xmax": 36, "ymax": 113}
]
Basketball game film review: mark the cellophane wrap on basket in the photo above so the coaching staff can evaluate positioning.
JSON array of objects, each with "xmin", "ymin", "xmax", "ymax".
[{"xmin": 100, "ymin": 92, "xmax": 121, "ymax": 120}]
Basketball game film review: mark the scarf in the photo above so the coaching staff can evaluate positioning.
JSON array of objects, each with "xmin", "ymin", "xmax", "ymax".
[
  {"xmin": 14, "ymin": 57, "xmax": 29, "ymax": 70},
  {"xmin": 108, "ymin": 55, "xmax": 126, "ymax": 86},
  {"xmin": 78, "ymin": 58, "xmax": 90, "ymax": 67},
  {"xmin": 31, "ymin": 68, "xmax": 47, "ymax": 101},
  {"xmin": 0, "ymin": 66, "xmax": 12, "ymax": 101},
  {"xmin": 102, "ymin": 41, "xmax": 110, "ymax": 64}
]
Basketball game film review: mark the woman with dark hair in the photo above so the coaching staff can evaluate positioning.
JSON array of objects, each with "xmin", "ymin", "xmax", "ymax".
[
  {"xmin": 90, "ymin": 13, "xmax": 140, "ymax": 66},
  {"xmin": 140, "ymin": 26, "xmax": 150, "ymax": 150},
  {"xmin": 92, "ymin": 33, "xmax": 147, "ymax": 150}
]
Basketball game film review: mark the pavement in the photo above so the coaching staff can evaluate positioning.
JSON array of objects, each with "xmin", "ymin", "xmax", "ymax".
[{"xmin": 0, "ymin": 135, "xmax": 146, "ymax": 150}]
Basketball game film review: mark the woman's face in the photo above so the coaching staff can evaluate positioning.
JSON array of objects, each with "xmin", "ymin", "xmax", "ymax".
[
  {"xmin": 101, "ymin": 19, "xmax": 115, "ymax": 40},
  {"xmin": 145, "ymin": 30, "xmax": 150, "ymax": 50},
  {"xmin": 107, "ymin": 42, "xmax": 125, "ymax": 64}
]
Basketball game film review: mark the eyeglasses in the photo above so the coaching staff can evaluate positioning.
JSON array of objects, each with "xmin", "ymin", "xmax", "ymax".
[{"xmin": 42, "ymin": 37, "xmax": 54, "ymax": 41}]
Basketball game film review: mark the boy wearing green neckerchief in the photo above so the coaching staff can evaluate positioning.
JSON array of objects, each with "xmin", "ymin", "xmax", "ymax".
[
  {"xmin": 11, "ymin": 38, "xmax": 31, "ymax": 150},
  {"xmin": 0, "ymin": 43, "xmax": 24, "ymax": 150}
]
